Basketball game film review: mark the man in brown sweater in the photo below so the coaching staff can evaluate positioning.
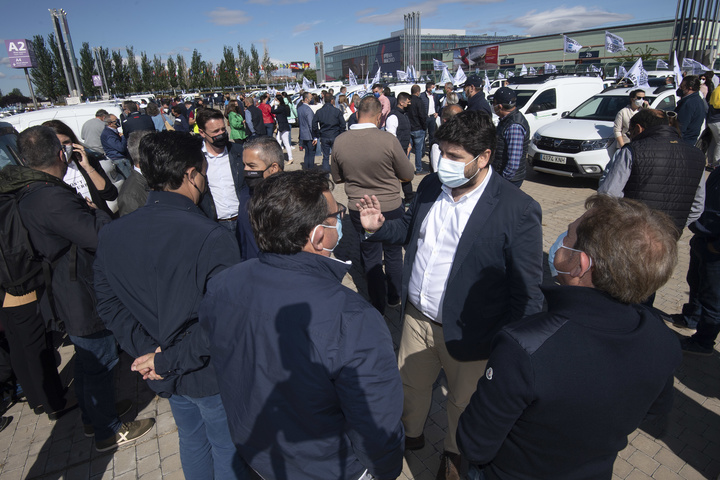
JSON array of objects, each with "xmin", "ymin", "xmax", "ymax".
[{"xmin": 331, "ymin": 96, "xmax": 414, "ymax": 314}]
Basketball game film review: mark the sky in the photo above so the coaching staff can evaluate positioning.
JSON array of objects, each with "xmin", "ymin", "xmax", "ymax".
[{"xmin": 0, "ymin": 0, "xmax": 676, "ymax": 96}]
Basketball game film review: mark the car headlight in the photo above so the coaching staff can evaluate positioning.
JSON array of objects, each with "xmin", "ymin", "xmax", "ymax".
[
  {"xmin": 532, "ymin": 132, "xmax": 542, "ymax": 145},
  {"xmin": 580, "ymin": 138, "xmax": 614, "ymax": 151}
]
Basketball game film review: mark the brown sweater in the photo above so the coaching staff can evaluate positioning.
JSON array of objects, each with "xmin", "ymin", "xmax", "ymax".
[{"xmin": 331, "ymin": 126, "xmax": 415, "ymax": 211}]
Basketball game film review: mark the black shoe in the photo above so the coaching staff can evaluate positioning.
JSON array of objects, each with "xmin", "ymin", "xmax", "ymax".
[
  {"xmin": 681, "ymin": 337, "xmax": 714, "ymax": 356},
  {"xmin": 668, "ymin": 314, "xmax": 696, "ymax": 331},
  {"xmin": 405, "ymin": 433, "xmax": 425, "ymax": 450},
  {"xmin": 436, "ymin": 451, "xmax": 461, "ymax": 480},
  {"xmin": 388, "ymin": 297, "xmax": 402, "ymax": 308},
  {"xmin": 0, "ymin": 416, "xmax": 11, "ymax": 433},
  {"xmin": 47, "ymin": 398, "xmax": 78, "ymax": 421},
  {"xmin": 84, "ymin": 399, "xmax": 134, "ymax": 437}
]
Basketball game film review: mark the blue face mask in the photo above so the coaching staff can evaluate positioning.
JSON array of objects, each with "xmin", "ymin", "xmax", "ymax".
[
  {"xmin": 312, "ymin": 215, "xmax": 343, "ymax": 252},
  {"xmin": 373, "ymin": 92, "xmax": 380, "ymax": 98},
  {"xmin": 548, "ymin": 231, "xmax": 567, "ymax": 277}
]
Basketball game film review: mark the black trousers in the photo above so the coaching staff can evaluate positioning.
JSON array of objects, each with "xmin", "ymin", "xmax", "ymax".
[
  {"xmin": 0, "ymin": 301, "xmax": 65, "ymax": 411},
  {"xmin": 350, "ymin": 206, "xmax": 404, "ymax": 315}
]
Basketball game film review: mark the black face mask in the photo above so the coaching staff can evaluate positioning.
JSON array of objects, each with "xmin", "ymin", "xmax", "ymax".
[
  {"xmin": 244, "ymin": 167, "xmax": 271, "ymax": 190},
  {"xmin": 208, "ymin": 131, "xmax": 229, "ymax": 149}
]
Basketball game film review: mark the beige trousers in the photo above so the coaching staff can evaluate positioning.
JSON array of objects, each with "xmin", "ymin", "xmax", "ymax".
[{"xmin": 398, "ymin": 302, "xmax": 487, "ymax": 454}]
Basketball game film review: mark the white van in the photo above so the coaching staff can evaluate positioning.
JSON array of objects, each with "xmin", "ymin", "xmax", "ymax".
[
  {"xmin": 498, "ymin": 74, "xmax": 605, "ymax": 137},
  {"xmin": 6, "ymin": 102, "xmax": 123, "ymax": 142}
]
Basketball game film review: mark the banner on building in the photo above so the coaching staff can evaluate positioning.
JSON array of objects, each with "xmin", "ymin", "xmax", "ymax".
[{"xmin": 453, "ymin": 45, "xmax": 498, "ymax": 69}]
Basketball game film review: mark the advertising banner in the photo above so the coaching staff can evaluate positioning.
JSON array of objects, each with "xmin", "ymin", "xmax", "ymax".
[{"xmin": 453, "ymin": 45, "xmax": 498, "ymax": 69}]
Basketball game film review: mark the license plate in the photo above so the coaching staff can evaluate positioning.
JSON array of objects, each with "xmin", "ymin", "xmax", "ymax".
[{"xmin": 541, "ymin": 154, "xmax": 567, "ymax": 164}]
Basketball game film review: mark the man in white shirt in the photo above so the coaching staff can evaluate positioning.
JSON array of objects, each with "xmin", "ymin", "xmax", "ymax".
[
  {"xmin": 613, "ymin": 89, "xmax": 648, "ymax": 148},
  {"xmin": 358, "ymin": 110, "xmax": 543, "ymax": 480},
  {"xmin": 195, "ymin": 109, "xmax": 245, "ymax": 235}
]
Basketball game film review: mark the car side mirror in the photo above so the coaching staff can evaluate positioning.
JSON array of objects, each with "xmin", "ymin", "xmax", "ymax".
[{"xmin": 561, "ymin": 111, "xmax": 569, "ymax": 118}]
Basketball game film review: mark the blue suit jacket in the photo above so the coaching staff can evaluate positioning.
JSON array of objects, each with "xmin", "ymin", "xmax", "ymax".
[
  {"xmin": 199, "ymin": 142, "xmax": 245, "ymax": 221},
  {"xmin": 297, "ymin": 102, "xmax": 315, "ymax": 141},
  {"xmin": 370, "ymin": 171, "xmax": 544, "ymax": 361}
]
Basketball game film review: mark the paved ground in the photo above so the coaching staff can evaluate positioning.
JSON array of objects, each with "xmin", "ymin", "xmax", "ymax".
[{"xmin": 0, "ymin": 135, "xmax": 718, "ymax": 480}]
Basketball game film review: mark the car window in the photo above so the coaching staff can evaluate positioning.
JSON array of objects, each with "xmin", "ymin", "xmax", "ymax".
[
  {"xmin": 654, "ymin": 95, "xmax": 676, "ymax": 111},
  {"xmin": 514, "ymin": 90, "xmax": 536, "ymax": 109},
  {"xmin": 0, "ymin": 127, "xmax": 20, "ymax": 170},
  {"xmin": 569, "ymin": 95, "xmax": 629, "ymax": 121},
  {"xmin": 527, "ymin": 88, "xmax": 556, "ymax": 113}
]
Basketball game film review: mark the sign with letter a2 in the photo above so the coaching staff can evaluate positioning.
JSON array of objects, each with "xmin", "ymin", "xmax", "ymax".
[{"xmin": 5, "ymin": 39, "xmax": 37, "ymax": 68}]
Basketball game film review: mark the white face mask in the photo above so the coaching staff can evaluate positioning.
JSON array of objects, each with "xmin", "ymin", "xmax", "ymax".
[
  {"xmin": 701, "ymin": 79, "xmax": 706, "ymax": 84},
  {"xmin": 634, "ymin": 98, "xmax": 645, "ymax": 107},
  {"xmin": 437, "ymin": 154, "xmax": 480, "ymax": 188}
]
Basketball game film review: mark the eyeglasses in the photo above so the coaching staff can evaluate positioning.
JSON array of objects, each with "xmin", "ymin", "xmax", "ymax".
[{"xmin": 327, "ymin": 203, "xmax": 346, "ymax": 220}]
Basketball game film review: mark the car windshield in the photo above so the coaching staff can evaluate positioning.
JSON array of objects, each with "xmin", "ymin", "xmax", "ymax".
[
  {"xmin": 0, "ymin": 126, "xmax": 20, "ymax": 170},
  {"xmin": 568, "ymin": 95, "xmax": 657, "ymax": 121},
  {"xmin": 514, "ymin": 90, "xmax": 535, "ymax": 109}
]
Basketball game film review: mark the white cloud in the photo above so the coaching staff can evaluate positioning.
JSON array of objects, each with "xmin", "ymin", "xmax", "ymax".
[
  {"xmin": 292, "ymin": 21, "xmax": 321, "ymax": 36},
  {"xmin": 356, "ymin": 0, "xmax": 500, "ymax": 25},
  {"xmin": 205, "ymin": 7, "xmax": 251, "ymax": 26},
  {"xmin": 0, "ymin": 72, "xmax": 6, "ymax": 78},
  {"xmin": 0, "ymin": 58, "xmax": 11, "ymax": 66},
  {"xmin": 498, "ymin": 6, "xmax": 633, "ymax": 35}
]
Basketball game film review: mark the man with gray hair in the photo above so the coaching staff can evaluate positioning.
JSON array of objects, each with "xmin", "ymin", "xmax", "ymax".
[
  {"xmin": 297, "ymin": 92, "xmax": 317, "ymax": 170},
  {"xmin": 236, "ymin": 136, "xmax": 285, "ymax": 260},
  {"xmin": 458, "ymin": 195, "xmax": 681, "ymax": 480},
  {"xmin": 81, "ymin": 109, "xmax": 108, "ymax": 153},
  {"xmin": 117, "ymin": 130, "xmax": 152, "ymax": 216}
]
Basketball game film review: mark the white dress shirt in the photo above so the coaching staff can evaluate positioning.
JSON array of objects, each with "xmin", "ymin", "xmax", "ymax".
[
  {"xmin": 407, "ymin": 167, "xmax": 493, "ymax": 323},
  {"xmin": 203, "ymin": 144, "xmax": 239, "ymax": 220}
]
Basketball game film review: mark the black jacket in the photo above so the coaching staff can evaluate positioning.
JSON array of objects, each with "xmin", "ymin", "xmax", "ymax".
[
  {"xmin": 458, "ymin": 286, "xmax": 680, "ymax": 480},
  {"xmin": 493, "ymin": 108, "xmax": 530, "ymax": 183},
  {"xmin": 94, "ymin": 190, "xmax": 241, "ymax": 398},
  {"xmin": 271, "ymin": 103, "xmax": 291, "ymax": 132},
  {"xmin": 0, "ymin": 165, "xmax": 111, "ymax": 336},
  {"xmin": 117, "ymin": 169, "xmax": 149, "ymax": 217},
  {"xmin": 369, "ymin": 172, "xmax": 544, "ymax": 361},
  {"xmin": 625, "ymin": 125, "xmax": 705, "ymax": 234},
  {"xmin": 198, "ymin": 143, "xmax": 245, "ymax": 221},
  {"xmin": 389, "ymin": 107, "xmax": 411, "ymax": 150},
  {"xmin": 467, "ymin": 91, "xmax": 492, "ymax": 116},
  {"xmin": 312, "ymin": 104, "xmax": 346, "ymax": 140},
  {"xmin": 407, "ymin": 95, "xmax": 426, "ymax": 132},
  {"xmin": 121, "ymin": 111, "xmax": 155, "ymax": 138},
  {"xmin": 69, "ymin": 151, "xmax": 119, "ymax": 217}
]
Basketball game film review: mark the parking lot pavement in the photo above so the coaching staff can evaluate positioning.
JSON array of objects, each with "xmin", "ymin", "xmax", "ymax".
[{"xmin": 0, "ymin": 139, "xmax": 717, "ymax": 479}]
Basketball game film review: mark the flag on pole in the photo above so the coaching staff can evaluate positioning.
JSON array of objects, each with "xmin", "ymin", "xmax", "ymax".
[
  {"xmin": 682, "ymin": 57, "xmax": 710, "ymax": 75},
  {"xmin": 563, "ymin": 35, "xmax": 583, "ymax": 53},
  {"xmin": 364, "ymin": 72, "xmax": 369, "ymax": 89},
  {"xmin": 397, "ymin": 70, "xmax": 408, "ymax": 81},
  {"xmin": 626, "ymin": 58, "xmax": 649, "ymax": 87},
  {"xmin": 440, "ymin": 67, "xmax": 453, "ymax": 85},
  {"xmin": 520, "ymin": 64, "xmax": 527, "ymax": 76},
  {"xmin": 497, "ymin": 72, "xmax": 505, "ymax": 79},
  {"xmin": 484, "ymin": 72, "xmax": 491, "ymax": 93},
  {"xmin": 656, "ymin": 59, "xmax": 669, "ymax": 70},
  {"xmin": 406, "ymin": 66, "xmax": 413, "ymax": 82},
  {"xmin": 302, "ymin": 77, "xmax": 313, "ymax": 90},
  {"xmin": 529, "ymin": 66, "xmax": 537, "ymax": 75},
  {"xmin": 507, "ymin": 71, "xmax": 515, "ymax": 78},
  {"xmin": 349, "ymin": 69, "xmax": 358, "ymax": 86},
  {"xmin": 544, "ymin": 63, "xmax": 557, "ymax": 73},
  {"xmin": 605, "ymin": 31, "xmax": 627, "ymax": 53},
  {"xmin": 673, "ymin": 52, "xmax": 682, "ymax": 86},
  {"xmin": 433, "ymin": 58, "xmax": 446, "ymax": 71},
  {"xmin": 411, "ymin": 65, "xmax": 417, "ymax": 82},
  {"xmin": 371, "ymin": 66, "xmax": 381, "ymax": 86},
  {"xmin": 454, "ymin": 65, "xmax": 467, "ymax": 85},
  {"xmin": 618, "ymin": 66, "xmax": 628, "ymax": 79}
]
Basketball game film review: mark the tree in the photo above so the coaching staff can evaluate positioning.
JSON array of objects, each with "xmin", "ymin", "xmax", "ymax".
[
  {"xmin": 140, "ymin": 52, "xmax": 153, "ymax": 92},
  {"xmin": 167, "ymin": 56, "xmax": 178, "ymax": 92},
  {"xmin": 190, "ymin": 49, "xmax": 203, "ymax": 90},
  {"xmin": 0, "ymin": 89, "xmax": 32, "ymax": 108},
  {"xmin": 112, "ymin": 50, "xmax": 130, "ymax": 95},
  {"xmin": 99, "ymin": 47, "xmax": 113, "ymax": 94},
  {"xmin": 126, "ymin": 46, "xmax": 142, "ymax": 93},
  {"xmin": 30, "ymin": 35, "xmax": 60, "ymax": 100},
  {"xmin": 249, "ymin": 44, "xmax": 260, "ymax": 85},
  {"xmin": 302, "ymin": 68, "xmax": 317, "ymax": 83},
  {"xmin": 48, "ymin": 33, "xmax": 69, "ymax": 97},
  {"xmin": 237, "ymin": 45, "xmax": 249, "ymax": 86},
  {"xmin": 153, "ymin": 55, "xmax": 168, "ymax": 92},
  {"xmin": 218, "ymin": 45, "xmax": 238, "ymax": 89},
  {"xmin": 176, "ymin": 54, "xmax": 188, "ymax": 91},
  {"xmin": 261, "ymin": 46, "xmax": 275, "ymax": 86},
  {"xmin": 616, "ymin": 46, "xmax": 658, "ymax": 64},
  {"xmin": 79, "ymin": 42, "xmax": 99, "ymax": 97}
]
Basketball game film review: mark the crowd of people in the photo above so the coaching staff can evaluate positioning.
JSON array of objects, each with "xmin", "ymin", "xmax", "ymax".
[{"xmin": 0, "ymin": 70, "xmax": 717, "ymax": 480}]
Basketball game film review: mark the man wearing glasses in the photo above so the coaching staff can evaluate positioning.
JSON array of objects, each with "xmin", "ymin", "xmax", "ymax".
[
  {"xmin": 200, "ymin": 170, "xmax": 404, "ymax": 480},
  {"xmin": 100, "ymin": 114, "xmax": 132, "ymax": 178}
]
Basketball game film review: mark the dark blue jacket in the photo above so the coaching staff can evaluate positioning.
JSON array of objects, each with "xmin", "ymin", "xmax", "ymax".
[
  {"xmin": 199, "ymin": 252, "xmax": 404, "ymax": 480},
  {"xmin": 122, "ymin": 111, "xmax": 155, "ymax": 138},
  {"xmin": 312, "ymin": 103, "xmax": 346, "ymax": 140},
  {"xmin": 297, "ymin": 102, "xmax": 315, "ymax": 141},
  {"xmin": 235, "ymin": 185, "xmax": 259, "ymax": 261},
  {"xmin": 691, "ymin": 166, "xmax": 720, "ymax": 249},
  {"xmin": 458, "ymin": 286, "xmax": 680, "ymax": 479},
  {"xmin": 100, "ymin": 127, "xmax": 127, "ymax": 159},
  {"xmin": 173, "ymin": 114, "xmax": 190, "ymax": 133},
  {"xmin": 94, "ymin": 191, "xmax": 241, "ymax": 398},
  {"xmin": 369, "ymin": 171, "xmax": 544, "ymax": 361},
  {"xmin": 467, "ymin": 91, "xmax": 493, "ymax": 116},
  {"xmin": 675, "ymin": 91, "xmax": 708, "ymax": 145},
  {"xmin": 199, "ymin": 143, "xmax": 245, "ymax": 221}
]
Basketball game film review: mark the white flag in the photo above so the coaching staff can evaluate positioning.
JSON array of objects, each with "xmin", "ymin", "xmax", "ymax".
[
  {"xmin": 411, "ymin": 65, "xmax": 417, "ymax": 82},
  {"xmin": 406, "ymin": 66, "xmax": 413, "ymax": 81},
  {"xmin": 433, "ymin": 58, "xmax": 446, "ymax": 71},
  {"xmin": 673, "ymin": 52, "xmax": 682, "ymax": 86},
  {"xmin": 440, "ymin": 67, "xmax": 453, "ymax": 85},
  {"xmin": 626, "ymin": 58, "xmax": 649, "ymax": 87},
  {"xmin": 397, "ymin": 70, "xmax": 408, "ymax": 81},
  {"xmin": 349, "ymin": 70, "xmax": 358, "ymax": 86},
  {"xmin": 484, "ymin": 72, "xmax": 491, "ymax": 93},
  {"xmin": 364, "ymin": 72, "xmax": 369, "ymax": 89},
  {"xmin": 544, "ymin": 63, "xmax": 557, "ymax": 73},
  {"xmin": 454, "ymin": 65, "xmax": 467, "ymax": 85},
  {"xmin": 507, "ymin": 71, "xmax": 515, "ymax": 78},
  {"xmin": 656, "ymin": 59, "xmax": 669, "ymax": 70},
  {"xmin": 683, "ymin": 57, "xmax": 710, "ymax": 75},
  {"xmin": 497, "ymin": 72, "xmax": 505, "ymax": 79},
  {"xmin": 529, "ymin": 67, "xmax": 537, "ymax": 75},
  {"xmin": 563, "ymin": 35, "xmax": 583, "ymax": 53},
  {"xmin": 520, "ymin": 64, "xmax": 527, "ymax": 76},
  {"xmin": 618, "ymin": 66, "xmax": 628, "ymax": 78},
  {"xmin": 302, "ymin": 77, "xmax": 313, "ymax": 90},
  {"xmin": 605, "ymin": 31, "xmax": 627, "ymax": 53},
  {"xmin": 371, "ymin": 66, "xmax": 381, "ymax": 86},
  {"xmin": 613, "ymin": 68, "xmax": 618, "ymax": 78}
]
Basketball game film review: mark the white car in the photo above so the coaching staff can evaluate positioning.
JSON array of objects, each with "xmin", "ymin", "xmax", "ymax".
[{"xmin": 529, "ymin": 84, "xmax": 677, "ymax": 177}]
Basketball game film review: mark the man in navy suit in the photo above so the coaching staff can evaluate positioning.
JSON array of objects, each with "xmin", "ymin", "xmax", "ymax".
[{"xmin": 358, "ymin": 110, "xmax": 544, "ymax": 480}]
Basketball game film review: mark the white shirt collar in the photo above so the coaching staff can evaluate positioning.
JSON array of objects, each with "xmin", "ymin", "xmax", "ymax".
[
  {"xmin": 202, "ymin": 142, "xmax": 228, "ymax": 158},
  {"xmin": 349, "ymin": 123, "xmax": 377, "ymax": 130},
  {"xmin": 440, "ymin": 165, "xmax": 493, "ymax": 203}
]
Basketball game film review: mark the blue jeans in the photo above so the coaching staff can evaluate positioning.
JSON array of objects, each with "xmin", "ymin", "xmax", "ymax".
[
  {"xmin": 320, "ymin": 138, "xmax": 334, "ymax": 171},
  {"xmin": 68, "ymin": 329, "xmax": 121, "ymax": 440},
  {"xmin": 264, "ymin": 123, "xmax": 274, "ymax": 137},
  {"xmin": 300, "ymin": 139, "xmax": 316, "ymax": 170},
  {"xmin": 218, "ymin": 219, "xmax": 237, "ymax": 236},
  {"xmin": 168, "ymin": 393, "xmax": 250, "ymax": 480},
  {"xmin": 682, "ymin": 235, "xmax": 720, "ymax": 348},
  {"xmin": 411, "ymin": 130, "xmax": 425, "ymax": 172},
  {"xmin": 467, "ymin": 465, "xmax": 487, "ymax": 480}
]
